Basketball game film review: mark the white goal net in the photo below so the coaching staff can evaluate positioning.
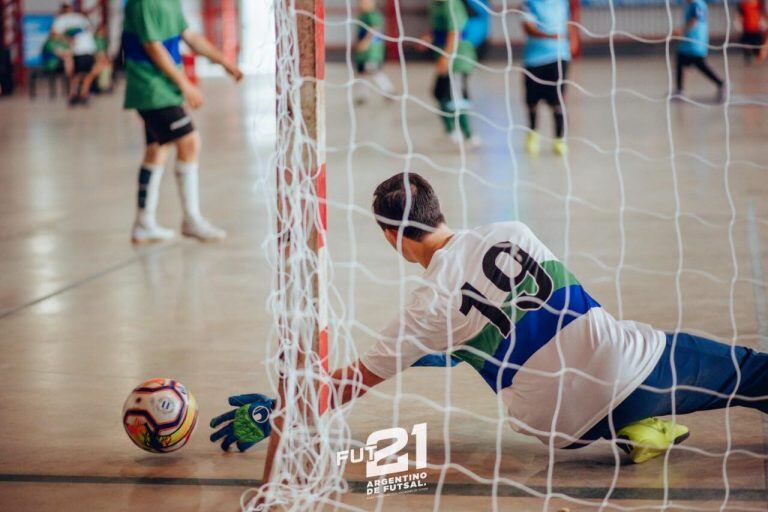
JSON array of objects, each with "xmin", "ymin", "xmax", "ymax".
[{"xmin": 249, "ymin": 0, "xmax": 768, "ymax": 509}]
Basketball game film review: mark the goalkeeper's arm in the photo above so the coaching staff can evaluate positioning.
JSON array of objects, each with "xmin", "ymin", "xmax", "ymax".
[
  {"xmin": 329, "ymin": 360, "xmax": 384, "ymax": 409},
  {"xmin": 329, "ymin": 353, "xmax": 460, "ymax": 408}
]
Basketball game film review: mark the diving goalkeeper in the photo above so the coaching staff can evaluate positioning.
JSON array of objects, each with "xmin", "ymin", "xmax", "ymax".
[{"xmin": 211, "ymin": 172, "xmax": 768, "ymax": 464}]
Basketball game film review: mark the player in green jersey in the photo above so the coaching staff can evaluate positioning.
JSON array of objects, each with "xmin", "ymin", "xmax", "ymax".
[
  {"xmin": 426, "ymin": 0, "xmax": 480, "ymax": 148},
  {"xmin": 122, "ymin": 0, "xmax": 243, "ymax": 244},
  {"xmin": 353, "ymin": 0, "xmax": 395, "ymax": 104}
]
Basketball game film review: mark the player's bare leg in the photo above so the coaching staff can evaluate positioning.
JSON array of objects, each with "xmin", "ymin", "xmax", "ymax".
[
  {"xmin": 174, "ymin": 131, "xmax": 227, "ymax": 242},
  {"xmin": 55, "ymin": 49, "xmax": 74, "ymax": 77},
  {"xmin": 68, "ymin": 74, "xmax": 83, "ymax": 106},
  {"xmin": 78, "ymin": 60, "xmax": 106, "ymax": 102}
]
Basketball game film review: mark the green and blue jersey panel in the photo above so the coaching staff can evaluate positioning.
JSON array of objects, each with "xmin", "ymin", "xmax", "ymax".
[{"xmin": 413, "ymin": 259, "xmax": 601, "ymax": 392}]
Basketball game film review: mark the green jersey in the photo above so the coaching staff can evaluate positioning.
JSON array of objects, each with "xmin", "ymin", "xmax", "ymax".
[
  {"xmin": 355, "ymin": 10, "xmax": 385, "ymax": 66},
  {"xmin": 123, "ymin": 0, "xmax": 188, "ymax": 110},
  {"xmin": 429, "ymin": 0, "xmax": 477, "ymax": 74},
  {"xmin": 41, "ymin": 38, "xmax": 69, "ymax": 71},
  {"xmin": 95, "ymin": 34, "xmax": 108, "ymax": 53}
]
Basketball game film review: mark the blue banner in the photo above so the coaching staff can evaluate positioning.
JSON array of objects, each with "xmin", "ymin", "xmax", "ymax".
[{"xmin": 23, "ymin": 14, "xmax": 55, "ymax": 67}]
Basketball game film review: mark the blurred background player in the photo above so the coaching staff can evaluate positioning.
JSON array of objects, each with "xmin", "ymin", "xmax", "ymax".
[
  {"xmin": 427, "ymin": 0, "xmax": 480, "ymax": 148},
  {"xmin": 521, "ymin": 0, "xmax": 573, "ymax": 157},
  {"xmin": 353, "ymin": 0, "xmax": 394, "ymax": 104},
  {"xmin": 40, "ymin": 29, "xmax": 73, "ymax": 78},
  {"xmin": 462, "ymin": 0, "xmax": 491, "ymax": 61},
  {"xmin": 736, "ymin": 0, "xmax": 765, "ymax": 64},
  {"xmin": 123, "ymin": 0, "xmax": 243, "ymax": 244},
  {"xmin": 52, "ymin": 1, "xmax": 97, "ymax": 105},
  {"xmin": 674, "ymin": 0, "xmax": 724, "ymax": 102}
]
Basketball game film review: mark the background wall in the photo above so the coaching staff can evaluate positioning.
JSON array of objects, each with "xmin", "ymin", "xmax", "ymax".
[{"xmin": 323, "ymin": 0, "xmax": 739, "ymax": 57}]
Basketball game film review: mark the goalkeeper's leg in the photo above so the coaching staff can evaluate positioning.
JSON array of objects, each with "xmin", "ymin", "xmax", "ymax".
[{"xmin": 567, "ymin": 332, "xmax": 768, "ymax": 461}]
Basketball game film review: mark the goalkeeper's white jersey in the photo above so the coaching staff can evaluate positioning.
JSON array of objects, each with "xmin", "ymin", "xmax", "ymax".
[{"xmin": 361, "ymin": 221, "xmax": 666, "ymax": 447}]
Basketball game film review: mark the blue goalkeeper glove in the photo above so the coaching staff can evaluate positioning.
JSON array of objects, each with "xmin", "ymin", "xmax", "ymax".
[{"xmin": 210, "ymin": 393, "xmax": 275, "ymax": 452}]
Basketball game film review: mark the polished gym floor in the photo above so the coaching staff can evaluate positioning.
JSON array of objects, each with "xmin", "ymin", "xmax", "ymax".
[{"xmin": 1, "ymin": 55, "xmax": 767, "ymax": 510}]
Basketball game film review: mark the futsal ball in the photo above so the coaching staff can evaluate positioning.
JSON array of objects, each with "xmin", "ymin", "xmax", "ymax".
[{"xmin": 122, "ymin": 378, "xmax": 198, "ymax": 453}]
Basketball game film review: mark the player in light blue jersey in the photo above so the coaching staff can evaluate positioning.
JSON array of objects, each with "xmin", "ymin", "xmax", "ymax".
[
  {"xmin": 675, "ymin": 0, "xmax": 724, "ymax": 102},
  {"xmin": 521, "ymin": 0, "xmax": 573, "ymax": 156}
]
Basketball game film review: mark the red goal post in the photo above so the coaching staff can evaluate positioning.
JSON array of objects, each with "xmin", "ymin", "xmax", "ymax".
[{"xmin": 260, "ymin": 0, "xmax": 330, "ymax": 497}]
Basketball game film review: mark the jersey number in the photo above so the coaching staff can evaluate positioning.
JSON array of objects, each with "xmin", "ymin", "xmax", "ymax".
[{"xmin": 459, "ymin": 242, "xmax": 553, "ymax": 336}]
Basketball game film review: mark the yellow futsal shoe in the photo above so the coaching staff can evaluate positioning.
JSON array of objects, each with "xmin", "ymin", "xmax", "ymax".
[
  {"xmin": 616, "ymin": 417, "xmax": 690, "ymax": 464},
  {"xmin": 525, "ymin": 131, "xmax": 541, "ymax": 155},
  {"xmin": 553, "ymin": 138, "xmax": 568, "ymax": 156}
]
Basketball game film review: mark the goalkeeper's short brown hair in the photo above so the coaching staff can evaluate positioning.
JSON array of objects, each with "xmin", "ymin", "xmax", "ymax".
[{"xmin": 372, "ymin": 172, "xmax": 446, "ymax": 240}]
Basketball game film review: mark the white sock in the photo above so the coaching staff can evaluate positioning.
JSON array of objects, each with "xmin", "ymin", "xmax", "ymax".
[
  {"xmin": 175, "ymin": 160, "xmax": 202, "ymax": 223},
  {"xmin": 137, "ymin": 163, "xmax": 165, "ymax": 227}
]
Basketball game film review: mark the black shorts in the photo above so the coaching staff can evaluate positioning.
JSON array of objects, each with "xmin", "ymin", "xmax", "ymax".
[
  {"xmin": 741, "ymin": 31, "xmax": 763, "ymax": 54},
  {"xmin": 433, "ymin": 73, "xmax": 469, "ymax": 104},
  {"xmin": 741, "ymin": 31, "xmax": 763, "ymax": 46},
  {"xmin": 138, "ymin": 105, "xmax": 195, "ymax": 145},
  {"xmin": 73, "ymin": 54, "xmax": 95, "ymax": 74},
  {"xmin": 676, "ymin": 53, "xmax": 706, "ymax": 68},
  {"xmin": 524, "ymin": 61, "xmax": 569, "ymax": 106}
]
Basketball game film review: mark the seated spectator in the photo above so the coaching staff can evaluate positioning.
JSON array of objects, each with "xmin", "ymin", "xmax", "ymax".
[{"xmin": 52, "ymin": 1, "xmax": 98, "ymax": 105}]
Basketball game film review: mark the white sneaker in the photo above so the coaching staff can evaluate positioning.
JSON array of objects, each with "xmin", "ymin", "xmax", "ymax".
[
  {"xmin": 182, "ymin": 217, "xmax": 227, "ymax": 242},
  {"xmin": 131, "ymin": 221, "xmax": 175, "ymax": 245},
  {"xmin": 448, "ymin": 130, "xmax": 463, "ymax": 145}
]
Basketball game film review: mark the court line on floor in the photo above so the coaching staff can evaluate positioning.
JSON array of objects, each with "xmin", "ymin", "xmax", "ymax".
[
  {"xmin": 0, "ymin": 473, "xmax": 765, "ymax": 501},
  {"xmin": 746, "ymin": 200, "xmax": 768, "ymax": 492},
  {"xmin": 0, "ymin": 242, "xmax": 183, "ymax": 321}
]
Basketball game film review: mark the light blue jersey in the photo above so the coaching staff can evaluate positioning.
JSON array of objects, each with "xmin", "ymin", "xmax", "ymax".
[
  {"xmin": 678, "ymin": 0, "xmax": 709, "ymax": 57},
  {"xmin": 463, "ymin": 0, "xmax": 491, "ymax": 49},
  {"xmin": 522, "ymin": 0, "xmax": 571, "ymax": 67}
]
